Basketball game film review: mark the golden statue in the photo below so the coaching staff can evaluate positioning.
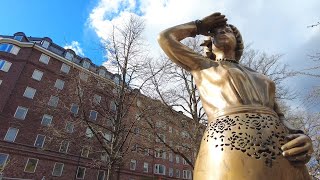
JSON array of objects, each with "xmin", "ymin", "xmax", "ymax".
[{"xmin": 158, "ymin": 12, "xmax": 313, "ymax": 180}]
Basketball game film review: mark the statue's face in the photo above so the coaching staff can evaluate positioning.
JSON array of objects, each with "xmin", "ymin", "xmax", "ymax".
[{"xmin": 211, "ymin": 26, "xmax": 237, "ymax": 51}]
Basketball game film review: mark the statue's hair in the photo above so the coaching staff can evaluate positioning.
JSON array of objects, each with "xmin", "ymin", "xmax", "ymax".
[
  {"xmin": 229, "ymin": 24, "xmax": 244, "ymax": 61},
  {"xmin": 201, "ymin": 24, "xmax": 244, "ymax": 61}
]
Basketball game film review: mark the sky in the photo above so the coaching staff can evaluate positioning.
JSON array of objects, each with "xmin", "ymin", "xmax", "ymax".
[{"xmin": 1, "ymin": 0, "xmax": 319, "ymax": 110}]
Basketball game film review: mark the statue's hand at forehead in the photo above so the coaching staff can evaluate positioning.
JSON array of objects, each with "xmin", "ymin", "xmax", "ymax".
[{"xmin": 196, "ymin": 12, "xmax": 227, "ymax": 36}]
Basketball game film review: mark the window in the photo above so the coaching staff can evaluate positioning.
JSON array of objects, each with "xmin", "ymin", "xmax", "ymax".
[
  {"xmin": 48, "ymin": 96, "xmax": 59, "ymax": 107},
  {"xmin": 110, "ymin": 101, "xmax": 116, "ymax": 112},
  {"xmin": 65, "ymin": 121, "xmax": 74, "ymax": 133},
  {"xmin": 97, "ymin": 170, "xmax": 105, "ymax": 180},
  {"xmin": 4, "ymin": 127, "xmax": 19, "ymax": 142},
  {"xmin": 130, "ymin": 160, "xmax": 136, "ymax": 170},
  {"xmin": 155, "ymin": 149, "xmax": 166, "ymax": 159},
  {"xmin": 93, "ymin": 94, "xmax": 101, "ymax": 104},
  {"xmin": 0, "ymin": 59, "xmax": 12, "ymax": 72},
  {"xmin": 82, "ymin": 61, "xmax": 90, "ymax": 69},
  {"xmin": 98, "ymin": 69, "xmax": 106, "ymax": 77},
  {"xmin": 23, "ymin": 87, "xmax": 36, "ymax": 99},
  {"xmin": 41, "ymin": 114, "xmax": 53, "ymax": 126},
  {"xmin": 39, "ymin": 54, "xmax": 50, "ymax": 64},
  {"xmin": 169, "ymin": 153, "xmax": 173, "ymax": 162},
  {"xmin": 143, "ymin": 162, "xmax": 149, "ymax": 173},
  {"xmin": 183, "ymin": 158, "xmax": 187, "ymax": 165},
  {"xmin": 31, "ymin": 69, "xmax": 43, "ymax": 81},
  {"xmin": 34, "ymin": 134, "xmax": 45, "ymax": 148},
  {"xmin": 0, "ymin": 44, "xmax": 20, "ymax": 55},
  {"xmin": 76, "ymin": 166, "xmax": 86, "ymax": 179},
  {"xmin": 14, "ymin": 35, "xmax": 23, "ymax": 41},
  {"xmin": 144, "ymin": 149, "xmax": 150, "ymax": 156},
  {"xmin": 60, "ymin": 63, "xmax": 70, "ymax": 74},
  {"xmin": 169, "ymin": 126, "xmax": 173, "ymax": 133},
  {"xmin": 101, "ymin": 153, "xmax": 109, "ymax": 162},
  {"xmin": 59, "ymin": 141, "xmax": 69, "ymax": 153},
  {"xmin": 169, "ymin": 168, "xmax": 173, "ymax": 177},
  {"xmin": 81, "ymin": 147, "xmax": 90, "ymax": 158},
  {"xmin": 0, "ymin": 79, "xmax": 2, "ymax": 85},
  {"xmin": 24, "ymin": 158, "xmax": 38, "ymax": 173},
  {"xmin": 65, "ymin": 52, "xmax": 73, "ymax": 60},
  {"xmin": 0, "ymin": 153, "xmax": 9, "ymax": 170},
  {"xmin": 41, "ymin": 40, "xmax": 50, "ymax": 49},
  {"xmin": 85, "ymin": 127, "xmax": 93, "ymax": 138},
  {"xmin": 52, "ymin": 162, "xmax": 64, "ymax": 176},
  {"xmin": 79, "ymin": 72, "xmax": 88, "ymax": 81},
  {"xmin": 54, "ymin": 79, "xmax": 65, "ymax": 90},
  {"xmin": 156, "ymin": 134, "xmax": 165, "ymax": 143},
  {"xmin": 104, "ymin": 132, "xmax": 111, "ymax": 142},
  {"xmin": 70, "ymin": 104, "xmax": 79, "ymax": 114},
  {"xmin": 14, "ymin": 106, "xmax": 28, "ymax": 120},
  {"xmin": 176, "ymin": 155, "xmax": 180, "ymax": 163},
  {"xmin": 154, "ymin": 164, "xmax": 166, "ymax": 175},
  {"xmin": 89, "ymin": 110, "xmax": 98, "ymax": 121},
  {"xmin": 176, "ymin": 169, "xmax": 180, "ymax": 178},
  {"xmin": 183, "ymin": 170, "xmax": 192, "ymax": 179}
]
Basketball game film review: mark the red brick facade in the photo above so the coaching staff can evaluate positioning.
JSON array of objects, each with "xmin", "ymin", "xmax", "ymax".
[{"xmin": 0, "ymin": 33, "xmax": 193, "ymax": 180}]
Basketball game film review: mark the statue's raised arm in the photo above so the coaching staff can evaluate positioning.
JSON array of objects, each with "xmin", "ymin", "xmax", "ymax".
[{"xmin": 157, "ymin": 12, "xmax": 227, "ymax": 71}]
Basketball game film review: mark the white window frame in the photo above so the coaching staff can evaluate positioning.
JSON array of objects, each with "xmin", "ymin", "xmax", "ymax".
[
  {"xmin": 176, "ymin": 169, "xmax": 180, "ymax": 178},
  {"xmin": 65, "ymin": 52, "xmax": 73, "ymax": 60},
  {"xmin": 76, "ymin": 166, "xmax": 86, "ymax": 179},
  {"xmin": 0, "ymin": 59, "xmax": 12, "ymax": 72},
  {"xmin": 54, "ymin": 79, "xmax": 65, "ymax": 90},
  {"xmin": 93, "ymin": 94, "xmax": 101, "ymax": 104},
  {"xmin": 169, "ymin": 153, "xmax": 173, "ymax": 162},
  {"xmin": 23, "ymin": 86, "xmax": 36, "ymax": 99},
  {"xmin": 85, "ymin": 127, "xmax": 93, "ymax": 138},
  {"xmin": 39, "ymin": 53, "xmax": 50, "ymax": 64},
  {"xmin": 31, "ymin": 69, "xmax": 43, "ymax": 81},
  {"xmin": 70, "ymin": 103, "xmax": 79, "ymax": 114},
  {"xmin": 82, "ymin": 61, "xmax": 90, "ymax": 69},
  {"xmin": 183, "ymin": 170, "xmax": 192, "ymax": 179},
  {"xmin": 14, "ymin": 106, "xmax": 28, "ymax": 120},
  {"xmin": 176, "ymin": 155, "xmax": 180, "ymax": 164},
  {"xmin": 14, "ymin": 35, "xmax": 23, "ymax": 41},
  {"xmin": 130, "ymin": 159, "xmax": 136, "ymax": 170},
  {"xmin": 34, "ymin": 134, "xmax": 46, "ymax": 148},
  {"xmin": 97, "ymin": 170, "xmax": 105, "ymax": 180},
  {"xmin": 24, "ymin": 158, "xmax": 39, "ymax": 173},
  {"xmin": 52, "ymin": 162, "xmax": 64, "ymax": 176},
  {"xmin": 65, "ymin": 121, "xmax": 74, "ymax": 133},
  {"xmin": 0, "ymin": 79, "xmax": 2, "ymax": 85},
  {"xmin": 0, "ymin": 153, "xmax": 9, "ymax": 170},
  {"xmin": 0, "ymin": 44, "xmax": 20, "ymax": 55},
  {"xmin": 81, "ymin": 147, "xmax": 90, "ymax": 158},
  {"xmin": 154, "ymin": 164, "xmax": 166, "ymax": 175},
  {"xmin": 60, "ymin": 63, "xmax": 71, "ymax": 74},
  {"xmin": 143, "ymin": 162, "xmax": 149, "ymax": 173},
  {"xmin": 98, "ymin": 69, "xmax": 106, "ymax": 77},
  {"xmin": 155, "ymin": 149, "xmax": 166, "ymax": 159},
  {"xmin": 79, "ymin": 72, "xmax": 88, "ymax": 81},
  {"xmin": 59, "ymin": 141, "xmax": 70, "ymax": 153},
  {"xmin": 169, "ymin": 168, "xmax": 173, "ymax": 177},
  {"xmin": 48, "ymin": 95, "xmax": 59, "ymax": 107},
  {"xmin": 41, "ymin": 40, "xmax": 50, "ymax": 49},
  {"xmin": 89, "ymin": 110, "xmax": 98, "ymax": 121},
  {"xmin": 41, "ymin": 114, "xmax": 53, "ymax": 126},
  {"xmin": 4, "ymin": 127, "xmax": 19, "ymax": 142}
]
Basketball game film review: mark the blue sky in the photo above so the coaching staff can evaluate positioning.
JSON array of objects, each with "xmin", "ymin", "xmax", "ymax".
[{"xmin": 0, "ymin": 0, "xmax": 105, "ymax": 65}]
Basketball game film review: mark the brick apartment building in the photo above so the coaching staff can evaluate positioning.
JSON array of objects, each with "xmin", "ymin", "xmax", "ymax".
[{"xmin": 0, "ymin": 32, "xmax": 194, "ymax": 180}]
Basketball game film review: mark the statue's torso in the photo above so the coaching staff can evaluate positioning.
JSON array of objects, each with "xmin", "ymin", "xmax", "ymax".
[{"xmin": 191, "ymin": 62, "xmax": 276, "ymax": 120}]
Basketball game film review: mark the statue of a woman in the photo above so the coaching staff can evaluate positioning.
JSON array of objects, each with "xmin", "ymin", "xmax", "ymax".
[{"xmin": 157, "ymin": 12, "xmax": 313, "ymax": 180}]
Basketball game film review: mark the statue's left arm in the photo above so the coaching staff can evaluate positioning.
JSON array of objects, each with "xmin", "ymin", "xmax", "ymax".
[{"xmin": 274, "ymin": 102, "xmax": 313, "ymax": 165}]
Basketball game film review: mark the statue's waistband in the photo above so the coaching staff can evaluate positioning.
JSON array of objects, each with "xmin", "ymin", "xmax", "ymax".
[{"xmin": 213, "ymin": 105, "xmax": 278, "ymax": 119}]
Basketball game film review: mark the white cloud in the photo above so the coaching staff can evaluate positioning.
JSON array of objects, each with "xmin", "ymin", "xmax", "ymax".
[
  {"xmin": 64, "ymin": 41, "xmax": 85, "ymax": 57},
  {"xmin": 87, "ymin": 0, "xmax": 320, "ymax": 103}
]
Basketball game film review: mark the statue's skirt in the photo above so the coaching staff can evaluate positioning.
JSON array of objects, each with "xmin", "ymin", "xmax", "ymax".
[{"xmin": 194, "ymin": 112, "xmax": 311, "ymax": 180}]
